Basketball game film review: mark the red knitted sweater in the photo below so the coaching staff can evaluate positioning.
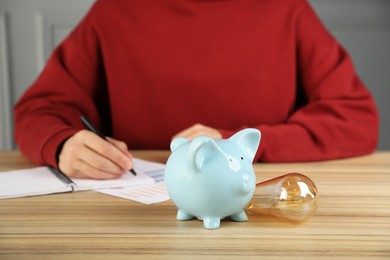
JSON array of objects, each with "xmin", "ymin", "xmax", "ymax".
[{"xmin": 14, "ymin": 0, "xmax": 379, "ymax": 166}]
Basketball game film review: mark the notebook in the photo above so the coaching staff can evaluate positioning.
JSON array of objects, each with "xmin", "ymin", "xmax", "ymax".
[{"xmin": 0, "ymin": 158, "xmax": 164, "ymax": 199}]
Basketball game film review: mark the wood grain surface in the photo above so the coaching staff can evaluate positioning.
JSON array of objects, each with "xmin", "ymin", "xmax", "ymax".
[{"xmin": 0, "ymin": 150, "xmax": 389, "ymax": 259}]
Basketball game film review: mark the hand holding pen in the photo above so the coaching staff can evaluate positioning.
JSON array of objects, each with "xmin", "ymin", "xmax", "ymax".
[
  {"xmin": 80, "ymin": 115, "xmax": 136, "ymax": 176},
  {"xmin": 57, "ymin": 115, "xmax": 136, "ymax": 179}
]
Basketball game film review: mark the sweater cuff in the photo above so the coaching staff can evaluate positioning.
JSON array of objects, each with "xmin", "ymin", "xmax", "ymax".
[{"xmin": 41, "ymin": 128, "xmax": 79, "ymax": 168}]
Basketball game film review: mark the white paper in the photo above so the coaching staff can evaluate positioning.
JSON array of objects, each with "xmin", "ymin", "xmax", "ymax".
[
  {"xmin": 0, "ymin": 167, "xmax": 71, "ymax": 198},
  {"xmin": 0, "ymin": 157, "xmax": 165, "ymax": 199},
  {"xmin": 97, "ymin": 181, "xmax": 170, "ymax": 204},
  {"xmin": 95, "ymin": 160, "xmax": 170, "ymax": 204}
]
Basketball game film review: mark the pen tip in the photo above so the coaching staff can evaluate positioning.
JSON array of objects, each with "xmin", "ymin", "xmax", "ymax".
[{"xmin": 130, "ymin": 169, "xmax": 137, "ymax": 176}]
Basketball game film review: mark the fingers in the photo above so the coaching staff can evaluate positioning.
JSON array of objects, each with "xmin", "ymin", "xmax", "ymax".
[
  {"xmin": 106, "ymin": 137, "xmax": 133, "ymax": 160},
  {"xmin": 85, "ymin": 133, "xmax": 132, "ymax": 170},
  {"xmin": 62, "ymin": 160, "xmax": 124, "ymax": 180},
  {"xmin": 58, "ymin": 130, "xmax": 133, "ymax": 179},
  {"xmin": 173, "ymin": 124, "xmax": 222, "ymax": 140}
]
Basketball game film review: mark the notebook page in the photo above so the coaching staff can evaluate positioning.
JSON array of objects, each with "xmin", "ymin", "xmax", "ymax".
[
  {"xmin": 0, "ymin": 158, "xmax": 165, "ymax": 199},
  {"xmin": 0, "ymin": 167, "xmax": 71, "ymax": 199}
]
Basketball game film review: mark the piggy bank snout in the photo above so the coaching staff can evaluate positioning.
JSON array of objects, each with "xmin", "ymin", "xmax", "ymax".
[{"xmin": 235, "ymin": 172, "xmax": 255, "ymax": 195}]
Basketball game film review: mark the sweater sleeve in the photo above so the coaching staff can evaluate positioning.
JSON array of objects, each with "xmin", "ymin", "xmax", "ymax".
[
  {"xmin": 14, "ymin": 2, "xmax": 106, "ymax": 167},
  {"xmin": 220, "ymin": 1, "xmax": 379, "ymax": 162}
]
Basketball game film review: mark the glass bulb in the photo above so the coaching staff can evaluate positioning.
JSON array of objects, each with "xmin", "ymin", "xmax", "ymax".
[{"xmin": 246, "ymin": 173, "xmax": 318, "ymax": 223}]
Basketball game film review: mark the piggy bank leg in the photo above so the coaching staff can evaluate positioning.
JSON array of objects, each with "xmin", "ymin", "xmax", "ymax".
[
  {"xmin": 230, "ymin": 210, "xmax": 248, "ymax": 222},
  {"xmin": 203, "ymin": 217, "xmax": 221, "ymax": 229},
  {"xmin": 177, "ymin": 209, "xmax": 194, "ymax": 220}
]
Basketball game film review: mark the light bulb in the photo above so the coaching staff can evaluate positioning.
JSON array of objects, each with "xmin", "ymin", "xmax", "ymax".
[{"xmin": 246, "ymin": 173, "xmax": 318, "ymax": 223}]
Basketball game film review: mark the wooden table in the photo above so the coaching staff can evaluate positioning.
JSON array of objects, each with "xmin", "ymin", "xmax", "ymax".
[{"xmin": 0, "ymin": 150, "xmax": 389, "ymax": 259}]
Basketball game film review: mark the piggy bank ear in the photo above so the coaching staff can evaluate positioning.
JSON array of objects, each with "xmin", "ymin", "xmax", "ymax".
[
  {"xmin": 229, "ymin": 128, "xmax": 261, "ymax": 162},
  {"xmin": 170, "ymin": 137, "xmax": 189, "ymax": 152},
  {"xmin": 187, "ymin": 136, "xmax": 222, "ymax": 171}
]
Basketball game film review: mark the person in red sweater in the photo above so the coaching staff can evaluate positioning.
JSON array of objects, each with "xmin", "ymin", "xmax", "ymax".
[{"xmin": 14, "ymin": 0, "xmax": 379, "ymax": 179}]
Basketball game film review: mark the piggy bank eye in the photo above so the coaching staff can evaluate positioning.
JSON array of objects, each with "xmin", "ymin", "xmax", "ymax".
[
  {"xmin": 241, "ymin": 157, "xmax": 244, "ymax": 160},
  {"xmin": 227, "ymin": 157, "xmax": 242, "ymax": 171}
]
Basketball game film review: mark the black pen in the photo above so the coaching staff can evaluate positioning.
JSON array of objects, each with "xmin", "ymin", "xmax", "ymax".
[
  {"xmin": 49, "ymin": 166, "xmax": 76, "ymax": 191},
  {"xmin": 80, "ymin": 115, "xmax": 137, "ymax": 176}
]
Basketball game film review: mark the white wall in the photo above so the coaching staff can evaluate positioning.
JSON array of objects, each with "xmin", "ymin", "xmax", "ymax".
[
  {"xmin": 1, "ymin": 0, "xmax": 390, "ymax": 150},
  {"xmin": 0, "ymin": 0, "xmax": 95, "ymax": 149}
]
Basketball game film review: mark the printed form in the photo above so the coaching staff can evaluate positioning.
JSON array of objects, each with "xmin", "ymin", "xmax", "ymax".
[{"xmin": 95, "ymin": 159, "xmax": 170, "ymax": 204}]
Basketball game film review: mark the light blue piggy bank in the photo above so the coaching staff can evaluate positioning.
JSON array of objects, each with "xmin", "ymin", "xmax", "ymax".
[{"xmin": 165, "ymin": 128, "xmax": 261, "ymax": 229}]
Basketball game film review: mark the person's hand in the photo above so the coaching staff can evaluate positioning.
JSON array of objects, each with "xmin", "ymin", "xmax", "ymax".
[
  {"xmin": 58, "ymin": 130, "xmax": 133, "ymax": 179},
  {"xmin": 172, "ymin": 124, "xmax": 222, "ymax": 140}
]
